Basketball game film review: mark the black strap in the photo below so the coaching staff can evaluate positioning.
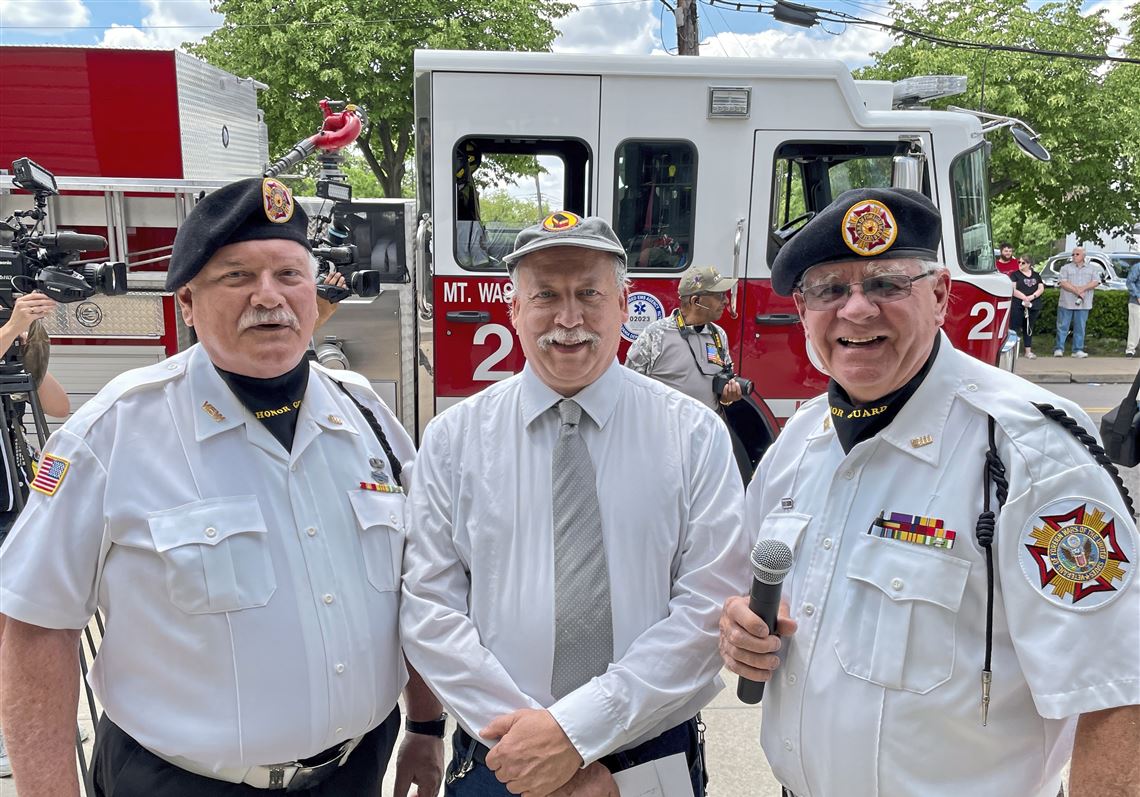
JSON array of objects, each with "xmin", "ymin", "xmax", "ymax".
[
  {"xmin": 334, "ymin": 381, "xmax": 403, "ymax": 488},
  {"xmin": 1033, "ymin": 402, "xmax": 1135, "ymax": 517},
  {"xmin": 975, "ymin": 415, "xmax": 1007, "ymax": 723},
  {"xmin": 1110, "ymin": 368, "xmax": 1140, "ymax": 442}
]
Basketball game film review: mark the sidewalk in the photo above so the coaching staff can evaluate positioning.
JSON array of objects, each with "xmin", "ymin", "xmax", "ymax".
[{"xmin": 1015, "ymin": 353, "xmax": 1139, "ymax": 384}]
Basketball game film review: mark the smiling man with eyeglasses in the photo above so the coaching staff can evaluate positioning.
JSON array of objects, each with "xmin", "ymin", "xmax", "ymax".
[{"xmin": 718, "ymin": 188, "xmax": 1139, "ymax": 797}]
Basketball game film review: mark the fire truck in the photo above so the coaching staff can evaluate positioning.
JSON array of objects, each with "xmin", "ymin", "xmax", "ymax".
[{"xmin": 2, "ymin": 47, "xmax": 1034, "ymax": 445}]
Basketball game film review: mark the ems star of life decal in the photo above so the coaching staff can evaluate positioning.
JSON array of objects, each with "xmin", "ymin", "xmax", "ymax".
[{"xmin": 1019, "ymin": 498, "xmax": 1135, "ymax": 609}]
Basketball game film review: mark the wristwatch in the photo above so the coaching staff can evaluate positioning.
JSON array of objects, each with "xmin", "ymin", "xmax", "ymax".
[{"xmin": 405, "ymin": 712, "xmax": 448, "ymax": 738}]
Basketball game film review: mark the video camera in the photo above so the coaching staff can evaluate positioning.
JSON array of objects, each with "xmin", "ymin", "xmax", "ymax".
[{"xmin": 0, "ymin": 158, "xmax": 127, "ymax": 304}]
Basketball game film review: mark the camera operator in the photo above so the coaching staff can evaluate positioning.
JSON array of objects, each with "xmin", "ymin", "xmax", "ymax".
[
  {"xmin": 625, "ymin": 265, "xmax": 746, "ymax": 411},
  {"xmin": 0, "ymin": 292, "xmax": 70, "ymax": 547}
]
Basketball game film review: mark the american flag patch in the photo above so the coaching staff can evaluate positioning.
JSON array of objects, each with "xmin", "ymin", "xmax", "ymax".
[
  {"xmin": 31, "ymin": 454, "xmax": 71, "ymax": 497},
  {"xmin": 869, "ymin": 511, "xmax": 956, "ymax": 550}
]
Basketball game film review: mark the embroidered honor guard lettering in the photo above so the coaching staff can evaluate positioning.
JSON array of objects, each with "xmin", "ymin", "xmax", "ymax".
[
  {"xmin": 201, "ymin": 401, "xmax": 226, "ymax": 422},
  {"xmin": 910, "ymin": 434, "xmax": 934, "ymax": 448},
  {"xmin": 31, "ymin": 454, "xmax": 70, "ymax": 496},
  {"xmin": 869, "ymin": 510, "xmax": 956, "ymax": 550},
  {"xmin": 360, "ymin": 481, "xmax": 403, "ymax": 494}
]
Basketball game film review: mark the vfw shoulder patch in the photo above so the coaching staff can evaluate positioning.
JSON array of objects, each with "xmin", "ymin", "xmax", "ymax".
[
  {"xmin": 1019, "ymin": 498, "xmax": 1136, "ymax": 609},
  {"xmin": 31, "ymin": 453, "xmax": 71, "ymax": 496}
]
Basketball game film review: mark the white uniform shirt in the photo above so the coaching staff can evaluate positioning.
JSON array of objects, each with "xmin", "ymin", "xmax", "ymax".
[
  {"xmin": 400, "ymin": 360, "xmax": 750, "ymax": 764},
  {"xmin": 750, "ymin": 334, "xmax": 1140, "ymax": 797},
  {"xmin": 0, "ymin": 344, "xmax": 414, "ymax": 772}
]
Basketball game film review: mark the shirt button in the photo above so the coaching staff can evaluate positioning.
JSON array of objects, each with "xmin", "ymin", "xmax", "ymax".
[
  {"xmin": 787, "ymin": 673, "xmax": 797, "ymax": 685},
  {"xmin": 822, "ymin": 538, "xmax": 833, "ymax": 550},
  {"xmin": 843, "ymin": 470, "xmax": 855, "ymax": 480},
  {"xmin": 306, "ymin": 527, "xmax": 317, "ymax": 537},
  {"xmin": 290, "ymin": 463, "xmax": 298, "ymax": 472},
  {"xmin": 204, "ymin": 527, "xmax": 217, "ymax": 538},
  {"xmin": 336, "ymin": 727, "xmax": 344, "ymax": 736},
  {"xmin": 966, "ymin": 382, "xmax": 978, "ymax": 391},
  {"xmin": 165, "ymin": 363, "xmax": 179, "ymax": 371},
  {"xmin": 389, "ymin": 513, "xmax": 399, "ymax": 524},
  {"xmin": 803, "ymin": 603, "xmax": 815, "ymax": 616},
  {"xmin": 891, "ymin": 578, "xmax": 904, "ymax": 591},
  {"xmin": 323, "ymin": 594, "xmax": 335, "ymax": 605},
  {"xmin": 335, "ymin": 663, "xmax": 345, "ymax": 674},
  {"xmin": 783, "ymin": 739, "xmax": 794, "ymax": 751}
]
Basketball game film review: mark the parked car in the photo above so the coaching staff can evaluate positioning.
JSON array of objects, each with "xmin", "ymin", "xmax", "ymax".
[
  {"xmin": 1108, "ymin": 251, "xmax": 1140, "ymax": 281},
  {"xmin": 1038, "ymin": 251, "xmax": 1126, "ymax": 290}
]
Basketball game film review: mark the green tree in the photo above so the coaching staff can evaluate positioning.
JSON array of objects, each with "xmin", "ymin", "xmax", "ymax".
[
  {"xmin": 856, "ymin": 0, "xmax": 1140, "ymax": 250},
  {"xmin": 189, "ymin": 0, "xmax": 573, "ymax": 197}
]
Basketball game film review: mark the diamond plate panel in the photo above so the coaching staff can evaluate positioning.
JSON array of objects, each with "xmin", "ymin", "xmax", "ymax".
[
  {"xmin": 42, "ymin": 293, "xmax": 166, "ymax": 339},
  {"xmin": 175, "ymin": 51, "xmax": 265, "ymax": 181}
]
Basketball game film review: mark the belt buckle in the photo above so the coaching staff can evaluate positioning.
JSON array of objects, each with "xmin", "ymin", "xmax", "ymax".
[{"xmin": 284, "ymin": 738, "xmax": 358, "ymax": 792}]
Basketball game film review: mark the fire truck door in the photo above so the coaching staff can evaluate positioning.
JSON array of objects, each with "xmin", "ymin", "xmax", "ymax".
[
  {"xmin": 742, "ymin": 130, "xmax": 935, "ymax": 420},
  {"xmin": 427, "ymin": 71, "xmax": 601, "ymax": 415}
]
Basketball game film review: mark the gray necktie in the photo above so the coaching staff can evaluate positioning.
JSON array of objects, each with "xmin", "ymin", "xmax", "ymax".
[{"xmin": 551, "ymin": 399, "xmax": 614, "ymax": 699}]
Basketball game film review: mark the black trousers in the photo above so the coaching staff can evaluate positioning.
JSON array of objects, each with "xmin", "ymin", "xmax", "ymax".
[{"xmin": 91, "ymin": 707, "xmax": 400, "ymax": 797}]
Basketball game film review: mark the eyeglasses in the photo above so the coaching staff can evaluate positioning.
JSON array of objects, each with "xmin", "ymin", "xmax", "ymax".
[{"xmin": 797, "ymin": 272, "xmax": 932, "ymax": 310}]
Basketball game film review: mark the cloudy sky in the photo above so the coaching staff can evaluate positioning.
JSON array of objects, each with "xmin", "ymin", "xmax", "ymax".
[{"xmin": 0, "ymin": 0, "xmax": 1132, "ymax": 68}]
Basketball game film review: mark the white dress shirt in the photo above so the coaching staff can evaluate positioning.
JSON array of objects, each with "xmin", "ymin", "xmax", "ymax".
[
  {"xmin": 401, "ymin": 360, "xmax": 749, "ymax": 764},
  {"xmin": 749, "ymin": 334, "xmax": 1140, "ymax": 797},
  {"xmin": 0, "ymin": 344, "xmax": 414, "ymax": 772}
]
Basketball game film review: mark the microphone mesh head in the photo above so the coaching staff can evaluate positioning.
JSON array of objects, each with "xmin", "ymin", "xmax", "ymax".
[{"xmin": 750, "ymin": 539, "xmax": 794, "ymax": 585}]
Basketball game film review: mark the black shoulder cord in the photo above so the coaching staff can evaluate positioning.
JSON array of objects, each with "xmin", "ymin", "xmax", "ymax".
[
  {"xmin": 975, "ymin": 416, "xmax": 1008, "ymax": 727},
  {"xmin": 334, "ymin": 381, "xmax": 404, "ymax": 488},
  {"xmin": 1033, "ymin": 402, "xmax": 1136, "ymax": 517}
]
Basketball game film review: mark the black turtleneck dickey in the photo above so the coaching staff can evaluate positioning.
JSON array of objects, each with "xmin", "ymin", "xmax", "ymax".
[
  {"xmin": 827, "ymin": 335, "xmax": 941, "ymax": 454},
  {"xmin": 216, "ymin": 358, "xmax": 310, "ymax": 452}
]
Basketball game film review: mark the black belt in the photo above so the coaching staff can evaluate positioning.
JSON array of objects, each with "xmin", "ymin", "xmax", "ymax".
[{"xmin": 448, "ymin": 717, "xmax": 700, "ymax": 784}]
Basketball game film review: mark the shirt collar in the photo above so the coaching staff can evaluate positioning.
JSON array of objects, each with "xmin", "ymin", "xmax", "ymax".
[
  {"xmin": 190, "ymin": 346, "xmax": 361, "ymax": 443},
  {"xmin": 521, "ymin": 358, "xmax": 624, "ymax": 430},
  {"xmin": 876, "ymin": 330, "xmax": 961, "ymax": 464}
]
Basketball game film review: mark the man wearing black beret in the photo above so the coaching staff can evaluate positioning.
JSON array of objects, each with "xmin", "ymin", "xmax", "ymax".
[
  {"xmin": 719, "ymin": 188, "xmax": 1138, "ymax": 796},
  {"xmin": 0, "ymin": 177, "xmax": 445, "ymax": 796}
]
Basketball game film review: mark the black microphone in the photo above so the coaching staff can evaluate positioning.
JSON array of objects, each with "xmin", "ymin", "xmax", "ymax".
[
  {"xmin": 736, "ymin": 538, "xmax": 794, "ymax": 705},
  {"xmin": 29, "ymin": 232, "xmax": 107, "ymax": 252}
]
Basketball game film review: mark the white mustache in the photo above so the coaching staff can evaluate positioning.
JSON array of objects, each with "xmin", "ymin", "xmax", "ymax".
[
  {"xmin": 239, "ymin": 307, "xmax": 300, "ymax": 331},
  {"xmin": 538, "ymin": 327, "xmax": 600, "ymax": 350}
]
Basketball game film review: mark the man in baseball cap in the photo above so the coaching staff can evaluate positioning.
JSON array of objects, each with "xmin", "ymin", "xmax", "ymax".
[
  {"xmin": 0, "ymin": 176, "xmax": 445, "ymax": 796},
  {"xmin": 402, "ymin": 211, "xmax": 749, "ymax": 796}
]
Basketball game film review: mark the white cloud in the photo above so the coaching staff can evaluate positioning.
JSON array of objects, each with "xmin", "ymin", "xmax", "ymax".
[
  {"xmin": 1085, "ymin": 0, "xmax": 1132, "ymax": 57},
  {"xmin": 98, "ymin": 0, "xmax": 221, "ymax": 50},
  {"xmin": 698, "ymin": 24, "xmax": 896, "ymax": 68},
  {"xmin": 0, "ymin": 0, "xmax": 89, "ymax": 34},
  {"xmin": 554, "ymin": 0, "xmax": 661, "ymax": 54}
]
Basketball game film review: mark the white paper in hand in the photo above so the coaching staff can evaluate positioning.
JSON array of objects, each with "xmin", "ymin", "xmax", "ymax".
[{"xmin": 611, "ymin": 752, "xmax": 693, "ymax": 797}]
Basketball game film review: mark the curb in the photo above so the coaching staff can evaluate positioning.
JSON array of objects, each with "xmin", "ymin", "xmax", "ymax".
[{"xmin": 1019, "ymin": 372, "xmax": 1133, "ymax": 385}]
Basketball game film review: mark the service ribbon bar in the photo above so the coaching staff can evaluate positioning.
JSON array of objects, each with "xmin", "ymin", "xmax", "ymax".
[{"xmin": 870, "ymin": 511, "xmax": 956, "ymax": 550}]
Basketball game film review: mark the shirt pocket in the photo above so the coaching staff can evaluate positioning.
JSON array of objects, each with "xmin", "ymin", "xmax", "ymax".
[
  {"xmin": 756, "ymin": 512, "xmax": 812, "ymax": 556},
  {"xmin": 146, "ymin": 496, "xmax": 276, "ymax": 615},
  {"xmin": 348, "ymin": 490, "xmax": 406, "ymax": 593},
  {"xmin": 833, "ymin": 535, "xmax": 970, "ymax": 694}
]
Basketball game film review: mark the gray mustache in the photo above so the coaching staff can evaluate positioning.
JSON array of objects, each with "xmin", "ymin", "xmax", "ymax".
[
  {"xmin": 239, "ymin": 307, "xmax": 300, "ymax": 331},
  {"xmin": 538, "ymin": 328, "xmax": 600, "ymax": 349}
]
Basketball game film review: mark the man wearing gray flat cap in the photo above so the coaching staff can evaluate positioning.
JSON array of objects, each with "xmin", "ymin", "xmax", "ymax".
[
  {"xmin": 0, "ymin": 177, "xmax": 444, "ymax": 797},
  {"xmin": 402, "ymin": 211, "xmax": 750, "ymax": 797}
]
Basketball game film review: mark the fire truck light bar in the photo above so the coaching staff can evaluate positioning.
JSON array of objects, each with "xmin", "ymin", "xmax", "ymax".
[
  {"xmin": 891, "ymin": 75, "xmax": 967, "ymax": 108},
  {"xmin": 708, "ymin": 87, "xmax": 751, "ymax": 119}
]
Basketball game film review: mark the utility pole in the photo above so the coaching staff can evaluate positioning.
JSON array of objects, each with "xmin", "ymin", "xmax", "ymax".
[{"xmin": 675, "ymin": 0, "xmax": 700, "ymax": 55}]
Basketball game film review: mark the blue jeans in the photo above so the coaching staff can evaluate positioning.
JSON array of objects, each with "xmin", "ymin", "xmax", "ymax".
[
  {"xmin": 444, "ymin": 719, "xmax": 706, "ymax": 797},
  {"xmin": 1055, "ymin": 307, "xmax": 1089, "ymax": 352}
]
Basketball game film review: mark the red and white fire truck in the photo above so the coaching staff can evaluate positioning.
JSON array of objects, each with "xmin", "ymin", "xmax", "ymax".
[{"xmin": 1, "ymin": 47, "xmax": 1028, "ymax": 443}]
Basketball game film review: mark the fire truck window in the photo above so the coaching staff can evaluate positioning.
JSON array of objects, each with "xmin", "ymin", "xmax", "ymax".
[
  {"xmin": 768, "ymin": 141, "xmax": 922, "ymax": 266},
  {"xmin": 453, "ymin": 137, "xmax": 591, "ymax": 271},
  {"xmin": 950, "ymin": 144, "xmax": 995, "ymax": 274},
  {"xmin": 614, "ymin": 141, "xmax": 696, "ymax": 271}
]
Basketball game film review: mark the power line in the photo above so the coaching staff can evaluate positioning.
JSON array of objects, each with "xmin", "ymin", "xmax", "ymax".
[{"xmin": 705, "ymin": 0, "xmax": 1140, "ymax": 65}]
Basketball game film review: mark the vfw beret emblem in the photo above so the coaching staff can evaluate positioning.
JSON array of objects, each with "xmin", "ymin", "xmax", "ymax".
[
  {"xmin": 542, "ymin": 211, "xmax": 580, "ymax": 231},
  {"xmin": 842, "ymin": 199, "xmax": 898, "ymax": 257},
  {"xmin": 262, "ymin": 178, "xmax": 295, "ymax": 224},
  {"xmin": 1019, "ymin": 498, "xmax": 1135, "ymax": 609}
]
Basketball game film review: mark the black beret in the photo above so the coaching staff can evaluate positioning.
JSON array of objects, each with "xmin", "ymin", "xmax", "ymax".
[
  {"xmin": 166, "ymin": 177, "xmax": 311, "ymax": 291},
  {"xmin": 770, "ymin": 187, "xmax": 941, "ymax": 296}
]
